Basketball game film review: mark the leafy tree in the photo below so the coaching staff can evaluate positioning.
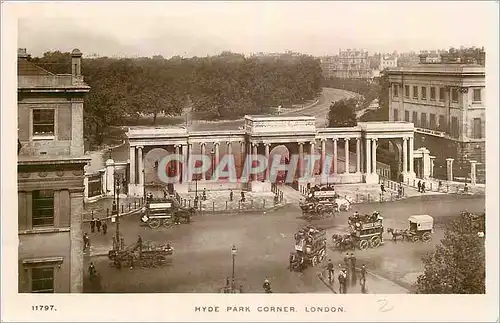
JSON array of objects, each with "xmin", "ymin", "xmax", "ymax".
[
  {"xmin": 414, "ymin": 212, "xmax": 485, "ymax": 294},
  {"xmin": 328, "ymin": 98, "xmax": 357, "ymax": 127}
]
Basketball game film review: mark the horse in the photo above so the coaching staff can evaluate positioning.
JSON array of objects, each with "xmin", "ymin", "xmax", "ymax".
[
  {"xmin": 332, "ymin": 233, "xmax": 354, "ymax": 250},
  {"xmin": 387, "ymin": 228, "xmax": 408, "ymax": 241},
  {"xmin": 176, "ymin": 207, "xmax": 196, "ymax": 223},
  {"xmin": 334, "ymin": 197, "xmax": 352, "ymax": 212}
]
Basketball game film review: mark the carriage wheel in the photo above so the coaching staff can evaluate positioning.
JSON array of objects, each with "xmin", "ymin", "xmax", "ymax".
[
  {"xmin": 148, "ymin": 218, "xmax": 161, "ymax": 229},
  {"xmin": 163, "ymin": 219, "xmax": 174, "ymax": 228},
  {"xmin": 422, "ymin": 232, "xmax": 432, "ymax": 243},
  {"xmin": 359, "ymin": 240, "xmax": 369, "ymax": 250},
  {"xmin": 318, "ymin": 249, "xmax": 326, "ymax": 262},
  {"xmin": 370, "ymin": 236, "xmax": 381, "ymax": 248},
  {"xmin": 411, "ymin": 235, "xmax": 419, "ymax": 243}
]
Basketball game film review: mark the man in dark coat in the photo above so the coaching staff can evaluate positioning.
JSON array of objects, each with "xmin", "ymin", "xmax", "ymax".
[
  {"xmin": 417, "ymin": 180, "xmax": 422, "ymax": 193},
  {"xmin": 102, "ymin": 221, "xmax": 107, "ymax": 235},
  {"xmin": 90, "ymin": 217, "xmax": 96, "ymax": 233},
  {"xmin": 326, "ymin": 259, "xmax": 335, "ymax": 285},
  {"xmin": 96, "ymin": 218, "xmax": 101, "ymax": 232}
]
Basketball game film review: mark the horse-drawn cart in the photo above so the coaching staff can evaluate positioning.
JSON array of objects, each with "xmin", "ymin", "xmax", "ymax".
[
  {"xmin": 141, "ymin": 197, "xmax": 195, "ymax": 229},
  {"xmin": 332, "ymin": 211, "xmax": 384, "ymax": 250},
  {"xmin": 387, "ymin": 214, "xmax": 434, "ymax": 243}
]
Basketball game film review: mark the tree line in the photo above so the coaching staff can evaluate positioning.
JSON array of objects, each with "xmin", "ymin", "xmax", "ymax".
[{"xmin": 29, "ymin": 51, "xmax": 322, "ymax": 145}]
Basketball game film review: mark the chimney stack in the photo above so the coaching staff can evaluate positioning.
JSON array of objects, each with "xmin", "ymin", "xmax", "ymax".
[
  {"xmin": 71, "ymin": 48, "xmax": 82, "ymax": 77},
  {"xmin": 18, "ymin": 48, "xmax": 29, "ymax": 60}
]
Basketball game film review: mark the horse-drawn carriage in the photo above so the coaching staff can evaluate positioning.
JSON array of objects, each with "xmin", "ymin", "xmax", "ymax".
[
  {"xmin": 108, "ymin": 239, "xmax": 174, "ymax": 268},
  {"xmin": 387, "ymin": 214, "xmax": 434, "ymax": 243},
  {"xmin": 332, "ymin": 211, "xmax": 384, "ymax": 250},
  {"xmin": 141, "ymin": 197, "xmax": 195, "ymax": 229},
  {"xmin": 290, "ymin": 225, "xmax": 327, "ymax": 271},
  {"xmin": 299, "ymin": 190, "xmax": 352, "ymax": 220}
]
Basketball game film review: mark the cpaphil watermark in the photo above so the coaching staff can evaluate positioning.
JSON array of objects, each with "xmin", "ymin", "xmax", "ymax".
[{"xmin": 157, "ymin": 153, "xmax": 335, "ymax": 184}]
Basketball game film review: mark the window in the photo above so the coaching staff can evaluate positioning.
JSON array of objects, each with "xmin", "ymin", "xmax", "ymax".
[
  {"xmin": 430, "ymin": 87, "xmax": 436, "ymax": 100},
  {"xmin": 31, "ymin": 267, "xmax": 54, "ymax": 293},
  {"xmin": 32, "ymin": 190, "xmax": 54, "ymax": 227},
  {"xmin": 439, "ymin": 87, "xmax": 445, "ymax": 102},
  {"xmin": 412, "ymin": 111, "xmax": 418, "ymax": 124},
  {"xmin": 473, "ymin": 89, "xmax": 481, "ymax": 102},
  {"xmin": 438, "ymin": 115, "xmax": 446, "ymax": 131},
  {"xmin": 451, "ymin": 117, "xmax": 459, "ymax": 138},
  {"xmin": 404, "ymin": 85, "xmax": 410, "ymax": 98},
  {"xmin": 451, "ymin": 88, "xmax": 459, "ymax": 103},
  {"xmin": 393, "ymin": 109, "xmax": 399, "ymax": 121},
  {"xmin": 473, "ymin": 118, "xmax": 482, "ymax": 138},
  {"xmin": 430, "ymin": 113, "xmax": 436, "ymax": 129},
  {"xmin": 420, "ymin": 113, "xmax": 427, "ymax": 128},
  {"xmin": 421, "ymin": 87, "xmax": 427, "ymax": 100},
  {"xmin": 392, "ymin": 84, "xmax": 399, "ymax": 98},
  {"xmin": 413, "ymin": 86, "xmax": 418, "ymax": 99},
  {"xmin": 32, "ymin": 109, "xmax": 55, "ymax": 136},
  {"xmin": 404, "ymin": 110, "xmax": 410, "ymax": 122},
  {"xmin": 439, "ymin": 115, "xmax": 446, "ymax": 132}
]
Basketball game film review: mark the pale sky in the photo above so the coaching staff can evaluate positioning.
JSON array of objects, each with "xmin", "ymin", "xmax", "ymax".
[{"xmin": 14, "ymin": 1, "xmax": 497, "ymax": 58}]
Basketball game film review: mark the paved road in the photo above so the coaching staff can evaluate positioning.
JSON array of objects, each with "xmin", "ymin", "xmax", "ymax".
[{"xmin": 83, "ymin": 194, "xmax": 484, "ymax": 293}]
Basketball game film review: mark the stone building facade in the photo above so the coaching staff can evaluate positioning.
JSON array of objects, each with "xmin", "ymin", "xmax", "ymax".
[
  {"xmin": 386, "ymin": 61, "xmax": 485, "ymax": 182},
  {"xmin": 320, "ymin": 49, "xmax": 371, "ymax": 79},
  {"xmin": 17, "ymin": 48, "xmax": 90, "ymax": 293}
]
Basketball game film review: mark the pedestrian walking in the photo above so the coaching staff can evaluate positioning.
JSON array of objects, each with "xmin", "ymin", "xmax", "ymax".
[
  {"xmin": 326, "ymin": 259, "xmax": 335, "ymax": 285},
  {"xmin": 202, "ymin": 188, "xmax": 207, "ymax": 201},
  {"xmin": 417, "ymin": 180, "xmax": 422, "ymax": 193},
  {"xmin": 240, "ymin": 191, "xmax": 246, "ymax": 202},
  {"xmin": 90, "ymin": 217, "xmax": 96, "ymax": 233},
  {"xmin": 83, "ymin": 233, "xmax": 90, "ymax": 251},
  {"xmin": 88, "ymin": 262, "xmax": 96, "ymax": 281},
  {"xmin": 229, "ymin": 190, "xmax": 233, "ymax": 202},
  {"xmin": 263, "ymin": 279, "xmax": 272, "ymax": 293},
  {"xmin": 398, "ymin": 185, "xmax": 403, "ymax": 198},
  {"xmin": 421, "ymin": 182, "xmax": 426, "ymax": 193},
  {"xmin": 343, "ymin": 252, "xmax": 350, "ymax": 269},
  {"xmin": 360, "ymin": 264, "xmax": 367, "ymax": 287},
  {"xmin": 289, "ymin": 253, "xmax": 295, "ymax": 271},
  {"xmin": 338, "ymin": 271, "xmax": 345, "ymax": 294},
  {"xmin": 380, "ymin": 183, "xmax": 386, "ymax": 194},
  {"xmin": 350, "ymin": 253, "xmax": 356, "ymax": 271},
  {"xmin": 102, "ymin": 221, "xmax": 107, "ymax": 235},
  {"xmin": 96, "ymin": 218, "xmax": 101, "ymax": 232},
  {"xmin": 464, "ymin": 183, "xmax": 469, "ymax": 193},
  {"xmin": 128, "ymin": 253, "xmax": 134, "ymax": 269}
]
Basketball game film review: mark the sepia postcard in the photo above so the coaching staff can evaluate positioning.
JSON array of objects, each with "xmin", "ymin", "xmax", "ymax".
[{"xmin": 1, "ymin": 1, "xmax": 498, "ymax": 322}]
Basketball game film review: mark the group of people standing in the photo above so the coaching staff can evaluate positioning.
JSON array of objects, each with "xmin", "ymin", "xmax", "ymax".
[
  {"xmin": 324, "ymin": 253, "xmax": 367, "ymax": 294},
  {"xmin": 417, "ymin": 180, "xmax": 426, "ymax": 193},
  {"xmin": 83, "ymin": 217, "xmax": 108, "ymax": 252}
]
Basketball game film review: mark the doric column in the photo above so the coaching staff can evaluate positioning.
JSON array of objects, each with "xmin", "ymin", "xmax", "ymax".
[
  {"xmin": 402, "ymin": 137, "xmax": 408, "ymax": 173},
  {"xmin": 200, "ymin": 143, "xmax": 207, "ymax": 180},
  {"xmin": 174, "ymin": 145, "xmax": 180, "ymax": 180},
  {"xmin": 430, "ymin": 156, "xmax": 436, "ymax": 178},
  {"xmin": 264, "ymin": 143, "xmax": 270, "ymax": 180},
  {"xmin": 240, "ymin": 141, "xmax": 246, "ymax": 178},
  {"xmin": 298, "ymin": 142, "xmax": 304, "ymax": 178},
  {"xmin": 470, "ymin": 160, "xmax": 477, "ymax": 185},
  {"xmin": 371, "ymin": 139, "xmax": 377, "ymax": 174},
  {"xmin": 333, "ymin": 139, "xmax": 338, "ymax": 174},
  {"xmin": 344, "ymin": 138, "xmax": 350, "ymax": 174},
  {"xmin": 137, "ymin": 146, "xmax": 144, "ymax": 186},
  {"xmin": 129, "ymin": 146, "xmax": 136, "ymax": 184},
  {"xmin": 356, "ymin": 138, "xmax": 361, "ymax": 173},
  {"xmin": 214, "ymin": 142, "xmax": 220, "ymax": 180},
  {"xmin": 365, "ymin": 138, "xmax": 371, "ymax": 174},
  {"xmin": 182, "ymin": 145, "xmax": 188, "ymax": 183},
  {"xmin": 309, "ymin": 141, "xmax": 315, "ymax": 177},
  {"xmin": 446, "ymin": 158, "xmax": 454, "ymax": 181},
  {"xmin": 321, "ymin": 139, "xmax": 326, "ymax": 174},
  {"xmin": 409, "ymin": 137, "xmax": 415, "ymax": 174},
  {"xmin": 252, "ymin": 143, "xmax": 258, "ymax": 181}
]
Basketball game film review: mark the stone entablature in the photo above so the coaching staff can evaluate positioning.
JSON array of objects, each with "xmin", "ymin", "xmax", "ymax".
[{"xmin": 244, "ymin": 115, "xmax": 316, "ymax": 134}]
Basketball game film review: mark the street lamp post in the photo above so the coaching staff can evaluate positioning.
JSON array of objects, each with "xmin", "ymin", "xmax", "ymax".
[
  {"xmin": 211, "ymin": 150, "xmax": 215, "ymax": 181},
  {"xmin": 231, "ymin": 245, "xmax": 237, "ymax": 291},
  {"xmin": 113, "ymin": 174, "xmax": 121, "ymax": 251}
]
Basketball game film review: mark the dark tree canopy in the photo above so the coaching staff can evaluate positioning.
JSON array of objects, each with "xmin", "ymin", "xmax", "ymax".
[
  {"xmin": 414, "ymin": 211, "xmax": 486, "ymax": 294},
  {"xmin": 30, "ymin": 51, "xmax": 322, "ymax": 146},
  {"xmin": 328, "ymin": 98, "xmax": 357, "ymax": 127}
]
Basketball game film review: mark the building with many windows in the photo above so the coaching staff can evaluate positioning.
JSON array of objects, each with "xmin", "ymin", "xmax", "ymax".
[
  {"xmin": 386, "ymin": 57, "xmax": 485, "ymax": 181},
  {"xmin": 320, "ymin": 49, "xmax": 371, "ymax": 79},
  {"xmin": 17, "ymin": 48, "xmax": 90, "ymax": 293}
]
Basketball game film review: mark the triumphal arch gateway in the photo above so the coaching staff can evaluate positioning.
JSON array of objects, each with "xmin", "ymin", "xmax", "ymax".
[{"xmin": 126, "ymin": 116, "xmax": 417, "ymax": 196}]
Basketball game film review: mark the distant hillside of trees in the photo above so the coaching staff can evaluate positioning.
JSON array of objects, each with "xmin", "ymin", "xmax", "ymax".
[{"xmin": 29, "ymin": 51, "xmax": 322, "ymax": 145}]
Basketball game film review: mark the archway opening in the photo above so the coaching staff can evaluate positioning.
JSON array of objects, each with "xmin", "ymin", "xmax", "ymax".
[
  {"xmin": 269, "ymin": 144, "xmax": 291, "ymax": 183},
  {"xmin": 377, "ymin": 139, "xmax": 402, "ymax": 182},
  {"xmin": 143, "ymin": 147, "xmax": 170, "ymax": 195}
]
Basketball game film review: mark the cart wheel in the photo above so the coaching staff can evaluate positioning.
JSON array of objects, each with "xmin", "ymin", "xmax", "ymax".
[
  {"xmin": 422, "ymin": 232, "xmax": 432, "ymax": 242},
  {"xmin": 318, "ymin": 249, "xmax": 326, "ymax": 262},
  {"xmin": 148, "ymin": 218, "xmax": 161, "ymax": 229},
  {"xmin": 370, "ymin": 236, "xmax": 381, "ymax": 248},
  {"xmin": 412, "ymin": 235, "xmax": 419, "ymax": 243},
  {"xmin": 163, "ymin": 219, "xmax": 173, "ymax": 228},
  {"xmin": 311, "ymin": 256, "xmax": 317, "ymax": 267},
  {"xmin": 359, "ymin": 240, "xmax": 369, "ymax": 250}
]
